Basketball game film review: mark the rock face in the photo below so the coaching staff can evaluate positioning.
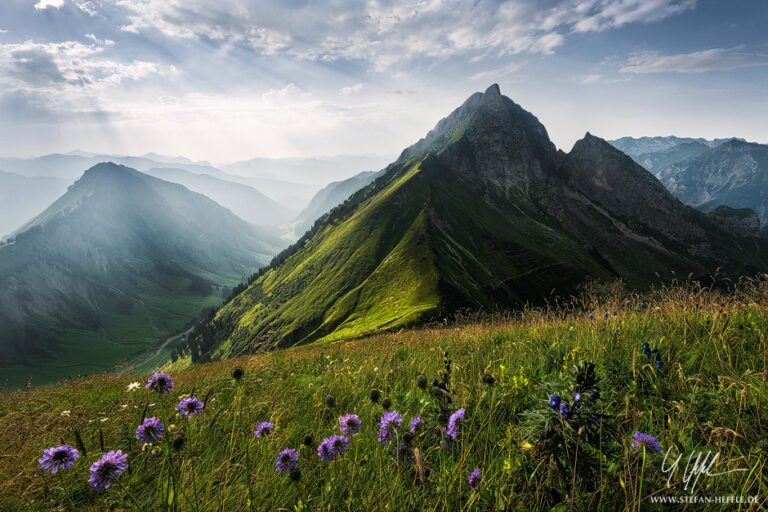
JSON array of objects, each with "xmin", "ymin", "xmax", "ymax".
[
  {"xmin": 196, "ymin": 85, "xmax": 768, "ymax": 359},
  {"xmin": 654, "ymin": 140, "xmax": 768, "ymax": 234},
  {"xmin": 608, "ymin": 137, "xmax": 768, "ymax": 237}
]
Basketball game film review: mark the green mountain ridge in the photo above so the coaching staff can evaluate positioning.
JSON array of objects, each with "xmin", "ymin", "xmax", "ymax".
[{"xmin": 190, "ymin": 85, "xmax": 768, "ymax": 361}]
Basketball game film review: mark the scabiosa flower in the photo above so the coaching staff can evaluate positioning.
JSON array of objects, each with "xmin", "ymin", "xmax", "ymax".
[
  {"xmin": 625, "ymin": 300, "xmax": 633, "ymax": 309},
  {"xmin": 176, "ymin": 396, "xmax": 204, "ymax": 417},
  {"xmin": 135, "ymin": 417, "xmax": 165, "ymax": 444},
  {"xmin": 317, "ymin": 439, "xmax": 335, "ymax": 462},
  {"xmin": 642, "ymin": 342, "xmax": 651, "ymax": 358},
  {"xmin": 588, "ymin": 313, "xmax": 595, "ymax": 320},
  {"xmin": 378, "ymin": 410, "xmax": 403, "ymax": 445},
  {"xmin": 393, "ymin": 442, "xmax": 414, "ymax": 465},
  {"xmin": 38, "ymin": 445, "xmax": 79, "ymax": 474},
  {"xmin": 275, "ymin": 448, "xmax": 298, "ymax": 475},
  {"xmin": 468, "ymin": 468, "xmax": 482, "ymax": 491},
  {"xmin": 410, "ymin": 416, "xmax": 423, "ymax": 435},
  {"xmin": 603, "ymin": 311, "xmax": 610, "ymax": 320},
  {"xmin": 329, "ymin": 435, "xmax": 349, "ymax": 456},
  {"xmin": 549, "ymin": 393, "xmax": 561, "ymax": 410},
  {"xmin": 573, "ymin": 393, "xmax": 583, "ymax": 406},
  {"xmin": 88, "ymin": 450, "xmax": 128, "ymax": 490},
  {"xmin": 559, "ymin": 401, "xmax": 570, "ymax": 419},
  {"xmin": 339, "ymin": 414, "xmax": 361, "ymax": 436},
  {"xmin": 145, "ymin": 373, "xmax": 173, "ymax": 396},
  {"xmin": 443, "ymin": 408, "xmax": 466, "ymax": 441},
  {"xmin": 254, "ymin": 421, "xmax": 275, "ymax": 438},
  {"xmin": 631, "ymin": 432, "xmax": 663, "ymax": 454}
]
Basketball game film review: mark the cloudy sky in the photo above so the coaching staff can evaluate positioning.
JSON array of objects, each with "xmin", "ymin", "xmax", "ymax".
[{"xmin": 0, "ymin": 0, "xmax": 766, "ymax": 164}]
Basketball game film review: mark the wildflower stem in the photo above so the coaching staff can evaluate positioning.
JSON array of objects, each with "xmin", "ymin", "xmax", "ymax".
[
  {"xmin": 57, "ymin": 472, "xmax": 76, "ymax": 511},
  {"xmin": 115, "ymin": 476, "xmax": 145, "ymax": 512},
  {"xmin": 637, "ymin": 447, "xmax": 647, "ymax": 512}
]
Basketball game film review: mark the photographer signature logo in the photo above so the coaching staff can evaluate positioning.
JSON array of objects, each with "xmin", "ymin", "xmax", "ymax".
[{"xmin": 660, "ymin": 447, "xmax": 747, "ymax": 493}]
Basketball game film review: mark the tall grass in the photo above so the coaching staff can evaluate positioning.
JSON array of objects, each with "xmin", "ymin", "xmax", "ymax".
[{"xmin": 1, "ymin": 278, "xmax": 767, "ymax": 511}]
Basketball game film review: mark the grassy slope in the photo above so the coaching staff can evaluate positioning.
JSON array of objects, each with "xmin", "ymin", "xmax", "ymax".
[
  {"xmin": 1, "ymin": 281, "xmax": 767, "ymax": 511},
  {"xmin": 215, "ymin": 161, "xmax": 441, "ymax": 356}
]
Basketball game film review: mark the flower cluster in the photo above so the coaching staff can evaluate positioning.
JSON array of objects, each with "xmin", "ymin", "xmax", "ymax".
[
  {"xmin": 145, "ymin": 373, "xmax": 173, "ymax": 396},
  {"xmin": 631, "ymin": 432, "xmax": 663, "ymax": 454},
  {"xmin": 88, "ymin": 450, "xmax": 129, "ymax": 490},
  {"xmin": 135, "ymin": 417, "xmax": 164, "ymax": 444},
  {"xmin": 339, "ymin": 414, "xmax": 361, "ymax": 436},
  {"xmin": 275, "ymin": 448, "xmax": 298, "ymax": 474},
  {"xmin": 318, "ymin": 435, "xmax": 350, "ymax": 462},
  {"xmin": 254, "ymin": 421, "xmax": 275, "ymax": 438},
  {"xmin": 549, "ymin": 390, "xmax": 599, "ymax": 419},
  {"xmin": 378, "ymin": 410, "xmax": 403, "ymax": 446},
  {"xmin": 38, "ymin": 445, "xmax": 79, "ymax": 474},
  {"xmin": 642, "ymin": 342, "xmax": 664, "ymax": 371},
  {"xmin": 442, "ymin": 408, "xmax": 465, "ymax": 448},
  {"xmin": 176, "ymin": 396, "xmax": 204, "ymax": 417}
]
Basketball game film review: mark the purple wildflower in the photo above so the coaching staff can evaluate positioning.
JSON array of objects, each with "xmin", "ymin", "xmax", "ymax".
[
  {"xmin": 88, "ymin": 450, "xmax": 128, "ymax": 490},
  {"xmin": 393, "ymin": 443, "xmax": 414, "ymax": 465},
  {"xmin": 468, "ymin": 468, "xmax": 482, "ymax": 491},
  {"xmin": 145, "ymin": 372, "xmax": 173, "ymax": 396},
  {"xmin": 329, "ymin": 435, "xmax": 350, "ymax": 456},
  {"xmin": 378, "ymin": 410, "xmax": 403, "ymax": 446},
  {"xmin": 588, "ymin": 313, "xmax": 595, "ymax": 320},
  {"xmin": 176, "ymin": 396, "xmax": 204, "ymax": 417},
  {"xmin": 254, "ymin": 421, "xmax": 275, "ymax": 438},
  {"xmin": 549, "ymin": 393, "xmax": 561, "ymax": 410},
  {"xmin": 409, "ymin": 416, "xmax": 423, "ymax": 435},
  {"xmin": 339, "ymin": 414, "xmax": 361, "ymax": 436},
  {"xmin": 631, "ymin": 432, "xmax": 663, "ymax": 454},
  {"xmin": 135, "ymin": 417, "xmax": 164, "ymax": 444},
  {"xmin": 573, "ymin": 393, "xmax": 582, "ymax": 406},
  {"xmin": 38, "ymin": 445, "xmax": 79, "ymax": 474},
  {"xmin": 603, "ymin": 311, "xmax": 610, "ymax": 320},
  {"xmin": 317, "ymin": 439, "xmax": 335, "ymax": 462},
  {"xmin": 275, "ymin": 448, "xmax": 298, "ymax": 475},
  {"xmin": 625, "ymin": 300, "xmax": 633, "ymax": 308},
  {"xmin": 559, "ymin": 401, "xmax": 570, "ymax": 419}
]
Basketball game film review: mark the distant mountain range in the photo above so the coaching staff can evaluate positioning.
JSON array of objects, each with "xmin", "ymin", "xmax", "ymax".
[
  {"xmin": 290, "ymin": 170, "xmax": 383, "ymax": 236},
  {"xmin": 188, "ymin": 85, "xmax": 767, "ymax": 360},
  {"xmin": 146, "ymin": 167, "xmax": 297, "ymax": 226},
  {"xmin": 608, "ymin": 137, "xmax": 768, "ymax": 235},
  {"xmin": 0, "ymin": 163, "xmax": 284, "ymax": 386}
]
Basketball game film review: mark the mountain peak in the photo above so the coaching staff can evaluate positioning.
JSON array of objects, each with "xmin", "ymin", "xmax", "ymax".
[{"xmin": 484, "ymin": 83, "xmax": 501, "ymax": 96}]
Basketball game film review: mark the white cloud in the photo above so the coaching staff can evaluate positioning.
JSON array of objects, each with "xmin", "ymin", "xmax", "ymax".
[
  {"xmin": 470, "ymin": 63, "xmax": 521, "ymax": 81},
  {"xmin": 109, "ymin": 0, "xmax": 697, "ymax": 71},
  {"xmin": 33, "ymin": 0, "xmax": 65, "ymax": 10},
  {"xmin": 85, "ymin": 33, "xmax": 116, "ymax": 46},
  {"xmin": 75, "ymin": 1, "xmax": 99, "ymax": 16},
  {"xmin": 620, "ymin": 48, "xmax": 768, "ymax": 73},
  {"xmin": 0, "ymin": 29, "xmax": 8, "ymax": 34},
  {"xmin": 340, "ymin": 83, "xmax": 364, "ymax": 95},
  {"xmin": 581, "ymin": 74, "xmax": 602, "ymax": 84}
]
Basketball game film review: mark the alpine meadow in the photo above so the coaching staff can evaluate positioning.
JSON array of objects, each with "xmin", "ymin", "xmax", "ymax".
[{"xmin": 1, "ymin": 1, "xmax": 768, "ymax": 511}]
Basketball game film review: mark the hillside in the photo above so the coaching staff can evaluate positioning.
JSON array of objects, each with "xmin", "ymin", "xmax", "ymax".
[
  {"xmin": 0, "ymin": 163, "xmax": 283, "ymax": 386},
  {"xmin": 146, "ymin": 167, "xmax": 296, "ymax": 226},
  {"xmin": 1, "ymin": 281, "xmax": 765, "ymax": 511},
  {"xmin": 190, "ymin": 85, "xmax": 767, "ymax": 360}
]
